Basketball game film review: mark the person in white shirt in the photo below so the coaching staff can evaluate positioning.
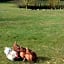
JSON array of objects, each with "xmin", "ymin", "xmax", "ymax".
[{"xmin": 4, "ymin": 47, "xmax": 18, "ymax": 61}]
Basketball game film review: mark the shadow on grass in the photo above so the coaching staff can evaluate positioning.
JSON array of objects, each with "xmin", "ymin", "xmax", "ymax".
[
  {"xmin": 14, "ymin": 56, "xmax": 51, "ymax": 64},
  {"xmin": 37, "ymin": 56, "xmax": 51, "ymax": 63},
  {"xmin": 14, "ymin": 57, "xmax": 23, "ymax": 61}
]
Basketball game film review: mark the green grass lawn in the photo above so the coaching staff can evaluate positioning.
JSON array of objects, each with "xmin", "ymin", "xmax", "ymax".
[{"xmin": 0, "ymin": 3, "xmax": 64, "ymax": 64}]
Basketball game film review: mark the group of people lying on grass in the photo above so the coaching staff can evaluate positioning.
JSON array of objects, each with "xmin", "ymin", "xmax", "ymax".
[{"xmin": 4, "ymin": 41, "xmax": 37, "ymax": 63}]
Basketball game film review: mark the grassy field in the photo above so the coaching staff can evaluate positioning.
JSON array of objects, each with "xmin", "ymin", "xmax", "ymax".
[{"xmin": 0, "ymin": 3, "xmax": 64, "ymax": 64}]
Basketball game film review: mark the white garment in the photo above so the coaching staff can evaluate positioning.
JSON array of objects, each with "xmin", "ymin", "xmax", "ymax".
[{"xmin": 4, "ymin": 47, "xmax": 17, "ymax": 61}]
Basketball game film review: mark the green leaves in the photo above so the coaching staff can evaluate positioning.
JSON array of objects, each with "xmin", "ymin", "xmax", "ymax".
[{"xmin": 48, "ymin": 0, "xmax": 60, "ymax": 7}]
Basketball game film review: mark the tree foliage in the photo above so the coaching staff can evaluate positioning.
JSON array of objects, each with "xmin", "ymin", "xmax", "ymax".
[
  {"xmin": 0, "ymin": 0, "xmax": 13, "ymax": 2},
  {"xmin": 15, "ymin": 0, "xmax": 61, "ymax": 8},
  {"xmin": 48, "ymin": 0, "xmax": 60, "ymax": 8}
]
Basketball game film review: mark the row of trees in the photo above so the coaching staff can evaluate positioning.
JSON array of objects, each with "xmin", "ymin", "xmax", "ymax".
[
  {"xmin": 0, "ymin": 0, "xmax": 13, "ymax": 2},
  {"xmin": 0, "ymin": 0, "xmax": 64, "ymax": 9},
  {"xmin": 49, "ymin": 0, "xmax": 60, "ymax": 7},
  {"xmin": 15, "ymin": 0, "xmax": 61, "ymax": 9}
]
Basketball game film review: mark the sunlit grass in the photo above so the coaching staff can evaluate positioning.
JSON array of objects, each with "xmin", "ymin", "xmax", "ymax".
[{"xmin": 0, "ymin": 3, "xmax": 64, "ymax": 64}]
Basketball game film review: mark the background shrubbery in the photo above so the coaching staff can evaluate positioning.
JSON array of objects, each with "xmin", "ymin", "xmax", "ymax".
[
  {"xmin": 14, "ymin": 0, "xmax": 64, "ymax": 9},
  {"xmin": 0, "ymin": 0, "xmax": 13, "ymax": 2}
]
